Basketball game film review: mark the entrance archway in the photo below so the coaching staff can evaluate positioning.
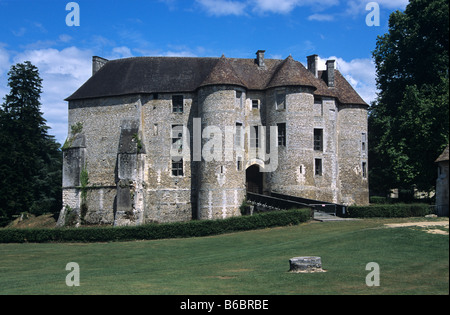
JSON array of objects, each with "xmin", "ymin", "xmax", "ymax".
[{"xmin": 246, "ymin": 164, "xmax": 263, "ymax": 194}]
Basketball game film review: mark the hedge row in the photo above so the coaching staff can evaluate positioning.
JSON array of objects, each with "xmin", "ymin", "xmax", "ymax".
[
  {"xmin": 346, "ymin": 203, "xmax": 431, "ymax": 218},
  {"xmin": 0, "ymin": 208, "xmax": 311, "ymax": 243}
]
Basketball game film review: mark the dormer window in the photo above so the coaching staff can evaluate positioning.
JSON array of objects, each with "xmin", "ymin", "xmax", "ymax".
[
  {"xmin": 236, "ymin": 91, "xmax": 243, "ymax": 108},
  {"xmin": 276, "ymin": 90, "xmax": 285, "ymax": 110},
  {"xmin": 172, "ymin": 95, "xmax": 183, "ymax": 113}
]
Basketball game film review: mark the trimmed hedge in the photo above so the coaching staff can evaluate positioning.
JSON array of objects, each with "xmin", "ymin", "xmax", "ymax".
[
  {"xmin": 347, "ymin": 203, "xmax": 431, "ymax": 218},
  {"xmin": 0, "ymin": 208, "xmax": 311, "ymax": 243}
]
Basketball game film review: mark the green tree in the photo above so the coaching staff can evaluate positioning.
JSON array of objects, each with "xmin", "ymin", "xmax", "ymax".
[
  {"xmin": 370, "ymin": 0, "xmax": 449, "ymax": 196},
  {"xmin": 0, "ymin": 61, "xmax": 62, "ymax": 225}
]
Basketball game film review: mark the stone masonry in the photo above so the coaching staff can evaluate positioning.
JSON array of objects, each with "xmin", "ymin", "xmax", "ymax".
[{"xmin": 57, "ymin": 51, "xmax": 369, "ymax": 226}]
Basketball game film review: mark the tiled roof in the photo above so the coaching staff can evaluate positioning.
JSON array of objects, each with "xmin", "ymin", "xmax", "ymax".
[
  {"xmin": 66, "ymin": 55, "xmax": 368, "ymax": 106},
  {"xmin": 199, "ymin": 55, "xmax": 247, "ymax": 88},
  {"xmin": 435, "ymin": 145, "xmax": 449, "ymax": 163},
  {"xmin": 266, "ymin": 55, "xmax": 317, "ymax": 90}
]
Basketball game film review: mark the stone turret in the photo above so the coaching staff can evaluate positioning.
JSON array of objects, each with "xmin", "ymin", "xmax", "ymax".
[
  {"xmin": 197, "ymin": 56, "xmax": 246, "ymax": 220},
  {"xmin": 60, "ymin": 51, "xmax": 369, "ymax": 227}
]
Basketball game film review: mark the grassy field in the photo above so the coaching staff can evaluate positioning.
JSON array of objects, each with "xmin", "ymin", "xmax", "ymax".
[{"xmin": 0, "ymin": 217, "xmax": 448, "ymax": 295}]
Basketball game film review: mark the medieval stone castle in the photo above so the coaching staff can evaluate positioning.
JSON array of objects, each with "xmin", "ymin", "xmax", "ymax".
[{"xmin": 57, "ymin": 50, "xmax": 369, "ymax": 226}]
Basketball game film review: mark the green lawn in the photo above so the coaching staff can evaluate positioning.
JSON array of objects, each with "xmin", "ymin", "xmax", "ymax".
[{"xmin": 0, "ymin": 218, "xmax": 448, "ymax": 295}]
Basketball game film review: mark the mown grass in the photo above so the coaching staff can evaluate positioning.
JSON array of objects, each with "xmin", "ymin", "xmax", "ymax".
[{"xmin": 0, "ymin": 218, "xmax": 448, "ymax": 295}]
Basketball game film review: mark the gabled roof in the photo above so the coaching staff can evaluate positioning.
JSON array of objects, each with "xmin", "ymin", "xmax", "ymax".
[
  {"xmin": 66, "ymin": 54, "xmax": 368, "ymax": 106},
  {"xmin": 199, "ymin": 55, "xmax": 246, "ymax": 88},
  {"xmin": 266, "ymin": 55, "xmax": 317, "ymax": 89},
  {"xmin": 435, "ymin": 145, "xmax": 449, "ymax": 163},
  {"xmin": 315, "ymin": 70, "xmax": 368, "ymax": 105}
]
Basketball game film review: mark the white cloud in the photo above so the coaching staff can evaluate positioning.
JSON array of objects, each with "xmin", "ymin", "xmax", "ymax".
[
  {"xmin": 372, "ymin": 0, "xmax": 408, "ymax": 9},
  {"xmin": 251, "ymin": 0, "xmax": 338, "ymax": 14},
  {"xmin": 4, "ymin": 43, "xmax": 203, "ymax": 145},
  {"xmin": 345, "ymin": 0, "xmax": 408, "ymax": 16},
  {"xmin": 195, "ymin": 0, "xmax": 247, "ymax": 16},
  {"xmin": 108, "ymin": 46, "xmax": 134, "ymax": 59},
  {"xmin": 59, "ymin": 34, "xmax": 73, "ymax": 43},
  {"xmin": 251, "ymin": 0, "xmax": 299, "ymax": 14},
  {"xmin": 307, "ymin": 13, "xmax": 334, "ymax": 21},
  {"xmin": 12, "ymin": 27, "xmax": 26, "ymax": 37},
  {"xmin": 194, "ymin": 0, "xmax": 339, "ymax": 16},
  {"xmin": 317, "ymin": 55, "xmax": 377, "ymax": 105},
  {"xmin": 12, "ymin": 46, "xmax": 93, "ymax": 144},
  {"xmin": 0, "ymin": 44, "xmax": 10, "ymax": 74},
  {"xmin": 193, "ymin": 0, "xmax": 408, "ymax": 20},
  {"xmin": 164, "ymin": 50, "xmax": 198, "ymax": 57},
  {"xmin": 0, "ymin": 44, "xmax": 10, "ymax": 103}
]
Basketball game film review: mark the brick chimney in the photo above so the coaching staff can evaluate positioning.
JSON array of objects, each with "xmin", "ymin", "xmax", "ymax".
[
  {"xmin": 326, "ymin": 59, "xmax": 335, "ymax": 87},
  {"xmin": 92, "ymin": 56, "xmax": 108, "ymax": 76},
  {"xmin": 307, "ymin": 54, "xmax": 319, "ymax": 78},
  {"xmin": 256, "ymin": 50, "xmax": 266, "ymax": 69}
]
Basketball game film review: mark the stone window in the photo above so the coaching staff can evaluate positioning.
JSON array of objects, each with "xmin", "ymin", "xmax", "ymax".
[
  {"xmin": 314, "ymin": 97, "xmax": 323, "ymax": 116},
  {"xmin": 172, "ymin": 95, "xmax": 183, "ymax": 113},
  {"xmin": 361, "ymin": 133, "xmax": 367, "ymax": 153},
  {"xmin": 237, "ymin": 156, "xmax": 242, "ymax": 171},
  {"xmin": 314, "ymin": 129, "xmax": 323, "ymax": 151},
  {"xmin": 250, "ymin": 125, "xmax": 259, "ymax": 148},
  {"xmin": 172, "ymin": 159, "xmax": 183, "ymax": 177},
  {"xmin": 235, "ymin": 122, "xmax": 243, "ymax": 147},
  {"xmin": 277, "ymin": 123, "xmax": 286, "ymax": 147},
  {"xmin": 171, "ymin": 124, "xmax": 183, "ymax": 151},
  {"xmin": 362, "ymin": 162, "xmax": 367, "ymax": 178},
  {"xmin": 252, "ymin": 99, "xmax": 260, "ymax": 110},
  {"xmin": 236, "ymin": 91, "xmax": 243, "ymax": 108},
  {"xmin": 276, "ymin": 90, "xmax": 285, "ymax": 110},
  {"xmin": 315, "ymin": 158, "xmax": 322, "ymax": 176}
]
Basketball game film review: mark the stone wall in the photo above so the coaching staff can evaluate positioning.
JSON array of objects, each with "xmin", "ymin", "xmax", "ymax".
[
  {"xmin": 141, "ymin": 93, "xmax": 194, "ymax": 223},
  {"xmin": 337, "ymin": 104, "xmax": 369, "ymax": 205},
  {"xmin": 197, "ymin": 85, "xmax": 246, "ymax": 220},
  {"xmin": 59, "ymin": 80, "xmax": 369, "ymax": 226}
]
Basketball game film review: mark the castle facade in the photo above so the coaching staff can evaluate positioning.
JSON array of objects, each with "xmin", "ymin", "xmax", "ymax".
[{"xmin": 58, "ymin": 51, "xmax": 369, "ymax": 226}]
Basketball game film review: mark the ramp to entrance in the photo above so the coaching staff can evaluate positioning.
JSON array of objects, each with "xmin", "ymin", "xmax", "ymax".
[
  {"xmin": 246, "ymin": 192, "xmax": 314, "ymax": 217},
  {"xmin": 246, "ymin": 192, "xmax": 355, "ymax": 221},
  {"xmin": 268, "ymin": 192, "xmax": 347, "ymax": 217}
]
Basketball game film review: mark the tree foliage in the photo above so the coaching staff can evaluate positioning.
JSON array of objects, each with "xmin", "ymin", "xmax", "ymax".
[
  {"xmin": 0, "ymin": 61, "xmax": 62, "ymax": 226},
  {"xmin": 370, "ymin": 0, "xmax": 449, "ymax": 195}
]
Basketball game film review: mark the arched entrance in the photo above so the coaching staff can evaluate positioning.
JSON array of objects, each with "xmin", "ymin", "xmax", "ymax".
[{"xmin": 246, "ymin": 164, "xmax": 263, "ymax": 194}]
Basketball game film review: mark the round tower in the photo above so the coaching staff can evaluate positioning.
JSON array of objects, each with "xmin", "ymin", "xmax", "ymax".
[
  {"xmin": 264, "ymin": 56, "xmax": 317, "ymax": 198},
  {"xmin": 196, "ymin": 56, "xmax": 247, "ymax": 220}
]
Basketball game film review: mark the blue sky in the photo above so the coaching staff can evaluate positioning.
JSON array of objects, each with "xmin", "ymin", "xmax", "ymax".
[{"xmin": 0, "ymin": 0, "xmax": 408, "ymax": 144}]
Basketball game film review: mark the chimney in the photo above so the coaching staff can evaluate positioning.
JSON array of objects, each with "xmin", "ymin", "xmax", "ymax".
[
  {"xmin": 307, "ymin": 54, "xmax": 319, "ymax": 78},
  {"xmin": 256, "ymin": 50, "xmax": 266, "ymax": 69},
  {"xmin": 92, "ymin": 56, "xmax": 108, "ymax": 76},
  {"xmin": 326, "ymin": 59, "xmax": 335, "ymax": 87}
]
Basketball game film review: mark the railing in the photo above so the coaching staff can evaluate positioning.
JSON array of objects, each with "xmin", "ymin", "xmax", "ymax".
[
  {"xmin": 246, "ymin": 192, "xmax": 314, "ymax": 217},
  {"xmin": 270, "ymin": 192, "xmax": 346, "ymax": 216}
]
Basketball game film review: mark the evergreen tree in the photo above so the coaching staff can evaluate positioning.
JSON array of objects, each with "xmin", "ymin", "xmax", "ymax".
[
  {"xmin": 370, "ymin": 0, "xmax": 449, "ymax": 196},
  {"xmin": 0, "ymin": 61, "xmax": 62, "ymax": 225}
]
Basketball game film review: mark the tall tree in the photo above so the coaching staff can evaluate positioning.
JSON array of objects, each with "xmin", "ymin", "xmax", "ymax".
[
  {"xmin": 0, "ymin": 61, "xmax": 62, "ymax": 225},
  {"xmin": 370, "ymin": 0, "xmax": 449, "ymax": 196}
]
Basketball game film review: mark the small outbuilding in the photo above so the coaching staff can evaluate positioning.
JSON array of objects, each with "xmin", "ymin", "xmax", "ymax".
[{"xmin": 435, "ymin": 145, "xmax": 449, "ymax": 216}]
